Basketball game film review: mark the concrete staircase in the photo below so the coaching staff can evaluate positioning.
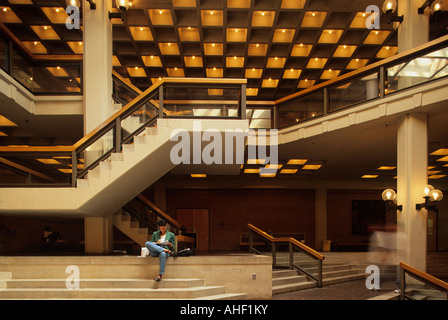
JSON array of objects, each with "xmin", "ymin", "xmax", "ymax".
[
  {"xmin": 0, "ymin": 256, "xmax": 256, "ymax": 300},
  {"xmin": 0, "ymin": 118, "xmax": 248, "ymax": 218},
  {"xmin": 271, "ymin": 253, "xmax": 368, "ymax": 295},
  {"xmin": 272, "ymin": 262, "xmax": 366, "ymax": 295},
  {"xmin": 0, "ymin": 277, "xmax": 246, "ymax": 300},
  {"xmin": 113, "ymin": 210, "xmax": 149, "ymax": 247}
]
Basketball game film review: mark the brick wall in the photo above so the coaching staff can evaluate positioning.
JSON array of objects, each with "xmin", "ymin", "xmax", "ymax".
[{"xmin": 166, "ymin": 188, "xmax": 316, "ymax": 251}]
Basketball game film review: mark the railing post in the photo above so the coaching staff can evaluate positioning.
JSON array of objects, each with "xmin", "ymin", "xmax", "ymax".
[
  {"xmin": 380, "ymin": 67, "xmax": 386, "ymax": 99},
  {"xmin": 400, "ymin": 267, "xmax": 405, "ymax": 300},
  {"xmin": 289, "ymin": 242, "xmax": 293, "ymax": 270},
  {"xmin": 159, "ymin": 84, "xmax": 164, "ymax": 118},
  {"xmin": 323, "ymin": 87, "xmax": 329, "ymax": 116},
  {"xmin": 240, "ymin": 84, "xmax": 246, "ymax": 120},
  {"xmin": 249, "ymin": 229, "xmax": 253, "ymax": 254},
  {"xmin": 271, "ymin": 242, "xmax": 276, "ymax": 268},
  {"xmin": 71, "ymin": 150, "xmax": 77, "ymax": 188},
  {"xmin": 115, "ymin": 117, "xmax": 122, "ymax": 153},
  {"xmin": 317, "ymin": 259, "xmax": 323, "ymax": 288},
  {"xmin": 273, "ymin": 105, "xmax": 279, "ymax": 130}
]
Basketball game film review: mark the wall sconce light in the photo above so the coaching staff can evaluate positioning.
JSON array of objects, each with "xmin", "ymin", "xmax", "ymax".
[
  {"xmin": 86, "ymin": 0, "xmax": 96, "ymax": 9},
  {"xmin": 418, "ymin": 0, "xmax": 445, "ymax": 14},
  {"xmin": 66, "ymin": 0, "xmax": 81, "ymax": 7},
  {"xmin": 416, "ymin": 185, "xmax": 444, "ymax": 212},
  {"xmin": 382, "ymin": 189, "xmax": 403, "ymax": 211},
  {"xmin": 382, "ymin": 0, "xmax": 404, "ymax": 26},
  {"xmin": 109, "ymin": 0, "xmax": 131, "ymax": 21}
]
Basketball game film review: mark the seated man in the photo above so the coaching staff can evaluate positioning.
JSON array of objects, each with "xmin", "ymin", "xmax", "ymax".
[{"xmin": 145, "ymin": 219, "xmax": 176, "ymax": 282}]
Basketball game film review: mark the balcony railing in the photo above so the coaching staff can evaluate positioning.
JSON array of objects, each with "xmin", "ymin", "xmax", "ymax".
[
  {"xmin": 0, "ymin": 32, "xmax": 82, "ymax": 95},
  {"xmin": 274, "ymin": 34, "xmax": 448, "ymax": 129}
]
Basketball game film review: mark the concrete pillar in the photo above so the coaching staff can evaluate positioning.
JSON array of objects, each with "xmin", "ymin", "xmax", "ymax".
[
  {"xmin": 396, "ymin": 113, "xmax": 428, "ymax": 272},
  {"xmin": 315, "ymin": 187, "xmax": 328, "ymax": 251},
  {"xmin": 397, "ymin": 0, "xmax": 430, "ymax": 53},
  {"xmin": 84, "ymin": 216, "xmax": 114, "ymax": 254},
  {"xmin": 82, "ymin": 0, "xmax": 114, "ymax": 165}
]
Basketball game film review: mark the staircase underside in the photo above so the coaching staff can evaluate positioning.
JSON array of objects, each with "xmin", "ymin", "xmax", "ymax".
[{"xmin": 0, "ymin": 119, "xmax": 248, "ymax": 218}]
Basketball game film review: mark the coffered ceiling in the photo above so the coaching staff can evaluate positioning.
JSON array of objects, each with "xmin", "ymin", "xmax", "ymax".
[{"xmin": 0, "ymin": 0, "xmax": 447, "ymax": 101}]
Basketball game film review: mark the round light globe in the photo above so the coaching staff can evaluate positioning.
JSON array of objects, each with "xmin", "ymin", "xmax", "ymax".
[{"xmin": 382, "ymin": 189, "xmax": 397, "ymax": 201}]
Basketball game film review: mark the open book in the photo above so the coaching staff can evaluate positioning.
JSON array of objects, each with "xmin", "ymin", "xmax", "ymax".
[{"xmin": 156, "ymin": 241, "xmax": 170, "ymax": 246}]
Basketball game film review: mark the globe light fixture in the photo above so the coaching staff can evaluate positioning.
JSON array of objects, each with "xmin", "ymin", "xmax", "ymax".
[{"xmin": 416, "ymin": 185, "xmax": 444, "ymax": 212}]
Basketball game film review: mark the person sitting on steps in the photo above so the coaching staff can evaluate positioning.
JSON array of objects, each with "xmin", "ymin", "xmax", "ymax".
[{"xmin": 145, "ymin": 219, "xmax": 177, "ymax": 282}]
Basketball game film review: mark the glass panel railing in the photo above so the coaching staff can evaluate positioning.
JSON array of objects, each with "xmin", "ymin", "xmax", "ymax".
[
  {"xmin": 120, "ymin": 96, "xmax": 159, "ymax": 142},
  {"xmin": 1, "ymin": 42, "xmax": 82, "ymax": 95},
  {"xmin": 163, "ymin": 83, "xmax": 242, "ymax": 118},
  {"xmin": 329, "ymin": 73, "xmax": 380, "ymax": 112},
  {"xmin": 113, "ymin": 73, "xmax": 140, "ymax": 106},
  {"xmin": 247, "ymin": 108, "xmax": 272, "ymax": 129},
  {"xmin": 386, "ymin": 47, "xmax": 448, "ymax": 95},
  {"xmin": 277, "ymin": 91, "xmax": 323, "ymax": 128}
]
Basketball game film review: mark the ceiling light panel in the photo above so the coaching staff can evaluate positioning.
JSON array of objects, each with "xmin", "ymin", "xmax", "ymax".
[{"xmin": 148, "ymin": 9, "xmax": 174, "ymax": 25}]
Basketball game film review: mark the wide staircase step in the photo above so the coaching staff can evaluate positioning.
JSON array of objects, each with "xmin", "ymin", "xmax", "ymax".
[{"xmin": 0, "ymin": 256, "xmax": 252, "ymax": 300}]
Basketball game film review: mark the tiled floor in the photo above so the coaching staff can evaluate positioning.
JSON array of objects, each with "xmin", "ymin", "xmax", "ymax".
[{"xmin": 272, "ymin": 279, "xmax": 398, "ymax": 300}]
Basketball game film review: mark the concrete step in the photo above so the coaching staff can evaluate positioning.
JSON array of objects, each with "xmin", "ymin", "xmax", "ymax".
[
  {"xmin": 272, "ymin": 275, "xmax": 307, "ymax": 287},
  {"xmin": 0, "ymin": 286, "xmax": 228, "ymax": 300},
  {"xmin": 194, "ymin": 293, "xmax": 248, "ymax": 300},
  {"xmin": 5, "ymin": 278, "xmax": 206, "ymax": 289},
  {"xmin": 322, "ymin": 273, "xmax": 366, "ymax": 286},
  {"xmin": 272, "ymin": 281, "xmax": 317, "ymax": 295}
]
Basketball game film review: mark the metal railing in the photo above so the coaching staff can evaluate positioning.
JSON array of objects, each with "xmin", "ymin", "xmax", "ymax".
[
  {"xmin": 274, "ymin": 34, "xmax": 448, "ymax": 129},
  {"xmin": 0, "ymin": 77, "xmax": 247, "ymax": 187},
  {"xmin": 248, "ymin": 224, "xmax": 325, "ymax": 288},
  {"xmin": 0, "ymin": 31, "xmax": 82, "ymax": 95},
  {"xmin": 399, "ymin": 262, "xmax": 448, "ymax": 300}
]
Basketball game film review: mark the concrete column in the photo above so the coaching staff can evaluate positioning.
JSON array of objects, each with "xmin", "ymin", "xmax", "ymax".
[
  {"xmin": 315, "ymin": 187, "xmax": 328, "ymax": 251},
  {"xmin": 397, "ymin": 0, "xmax": 430, "ymax": 53},
  {"xmin": 396, "ymin": 113, "xmax": 428, "ymax": 272},
  {"xmin": 82, "ymin": 0, "xmax": 114, "ymax": 165},
  {"xmin": 84, "ymin": 216, "xmax": 114, "ymax": 254}
]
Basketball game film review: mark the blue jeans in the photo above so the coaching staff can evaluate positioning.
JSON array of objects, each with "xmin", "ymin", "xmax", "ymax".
[{"xmin": 145, "ymin": 241, "xmax": 170, "ymax": 275}]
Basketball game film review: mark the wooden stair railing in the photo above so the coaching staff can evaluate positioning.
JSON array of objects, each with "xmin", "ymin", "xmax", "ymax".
[
  {"xmin": 399, "ymin": 262, "xmax": 448, "ymax": 300},
  {"xmin": 248, "ymin": 223, "xmax": 324, "ymax": 287}
]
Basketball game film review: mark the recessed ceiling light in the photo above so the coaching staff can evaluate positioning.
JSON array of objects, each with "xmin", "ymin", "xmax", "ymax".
[
  {"xmin": 303, "ymin": 165, "xmax": 322, "ymax": 170},
  {"xmin": 431, "ymin": 148, "xmax": 448, "ymax": 156},
  {"xmin": 247, "ymin": 159, "xmax": 266, "ymax": 165},
  {"xmin": 362, "ymin": 175, "xmax": 379, "ymax": 179},
  {"xmin": 191, "ymin": 174, "xmax": 207, "ymax": 178},
  {"xmin": 280, "ymin": 169, "xmax": 298, "ymax": 174},
  {"xmin": 287, "ymin": 159, "xmax": 307, "ymax": 165},
  {"xmin": 429, "ymin": 175, "xmax": 446, "ymax": 179},
  {"xmin": 244, "ymin": 168, "xmax": 261, "ymax": 174},
  {"xmin": 36, "ymin": 159, "xmax": 61, "ymax": 164},
  {"xmin": 377, "ymin": 166, "xmax": 396, "ymax": 170}
]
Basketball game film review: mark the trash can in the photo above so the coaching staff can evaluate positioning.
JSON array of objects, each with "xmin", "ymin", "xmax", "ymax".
[{"xmin": 322, "ymin": 240, "xmax": 331, "ymax": 252}]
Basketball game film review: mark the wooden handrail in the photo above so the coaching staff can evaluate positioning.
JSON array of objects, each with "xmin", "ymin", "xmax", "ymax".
[
  {"xmin": 248, "ymin": 224, "xmax": 325, "ymax": 260},
  {"xmin": 399, "ymin": 262, "xmax": 448, "ymax": 291},
  {"xmin": 275, "ymin": 34, "xmax": 448, "ymax": 105},
  {"xmin": 137, "ymin": 194, "xmax": 185, "ymax": 231},
  {"xmin": 0, "ymin": 157, "xmax": 60, "ymax": 183}
]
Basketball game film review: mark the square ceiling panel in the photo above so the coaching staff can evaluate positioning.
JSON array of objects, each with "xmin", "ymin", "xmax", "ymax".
[{"xmin": 0, "ymin": 0, "xmax": 405, "ymax": 100}]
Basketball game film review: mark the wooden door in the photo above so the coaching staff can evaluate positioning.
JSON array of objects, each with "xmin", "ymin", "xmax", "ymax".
[{"xmin": 176, "ymin": 209, "xmax": 209, "ymax": 252}]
